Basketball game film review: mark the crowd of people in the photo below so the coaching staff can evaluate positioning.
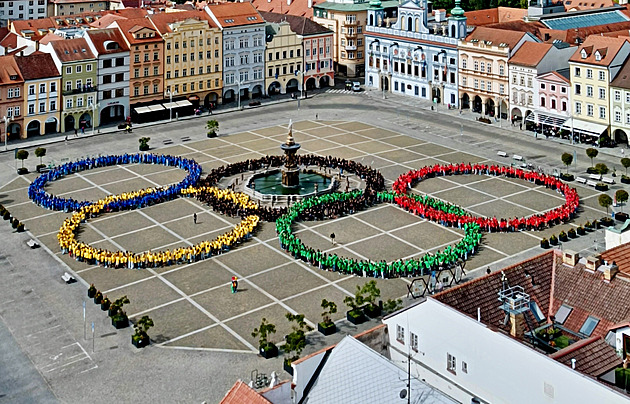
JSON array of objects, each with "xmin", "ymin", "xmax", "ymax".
[
  {"xmin": 28, "ymin": 153, "xmax": 202, "ymax": 212},
  {"xmin": 393, "ymin": 163, "xmax": 579, "ymax": 232},
  {"xmin": 57, "ymin": 187, "xmax": 260, "ymax": 269},
  {"xmin": 276, "ymin": 190, "xmax": 483, "ymax": 278}
]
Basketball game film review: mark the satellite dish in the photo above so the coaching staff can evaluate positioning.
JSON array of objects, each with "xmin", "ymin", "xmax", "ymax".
[{"xmin": 399, "ymin": 389, "xmax": 408, "ymax": 399}]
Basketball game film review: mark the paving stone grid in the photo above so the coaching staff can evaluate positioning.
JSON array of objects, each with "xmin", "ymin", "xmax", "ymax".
[{"xmin": 0, "ymin": 120, "xmax": 607, "ymax": 352}]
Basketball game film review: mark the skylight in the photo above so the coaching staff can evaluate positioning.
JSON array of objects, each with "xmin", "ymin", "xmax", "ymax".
[
  {"xmin": 530, "ymin": 301, "xmax": 545, "ymax": 323},
  {"xmin": 555, "ymin": 304, "xmax": 572, "ymax": 325},
  {"xmin": 579, "ymin": 316, "xmax": 600, "ymax": 336}
]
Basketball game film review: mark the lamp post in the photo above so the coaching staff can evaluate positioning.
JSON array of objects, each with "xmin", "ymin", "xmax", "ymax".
[
  {"xmin": 166, "ymin": 90, "xmax": 177, "ymax": 121},
  {"xmin": 237, "ymin": 81, "xmax": 242, "ymax": 110},
  {"xmin": 3, "ymin": 115, "xmax": 11, "ymax": 151},
  {"xmin": 496, "ymin": 96, "xmax": 505, "ymax": 128},
  {"xmin": 89, "ymin": 102, "xmax": 99, "ymax": 136}
]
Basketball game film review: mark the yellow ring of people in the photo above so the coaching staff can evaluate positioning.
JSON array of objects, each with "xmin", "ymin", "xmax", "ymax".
[{"xmin": 57, "ymin": 186, "xmax": 260, "ymax": 269}]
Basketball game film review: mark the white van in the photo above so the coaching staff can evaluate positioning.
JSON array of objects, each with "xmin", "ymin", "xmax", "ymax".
[{"xmin": 352, "ymin": 82, "xmax": 361, "ymax": 92}]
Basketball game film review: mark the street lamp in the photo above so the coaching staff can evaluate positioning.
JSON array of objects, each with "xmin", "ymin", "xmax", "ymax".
[
  {"xmin": 166, "ymin": 90, "xmax": 177, "ymax": 121},
  {"xmin": 3, "ymin": 115, "xmax": 11, "ymax": 151},
  {"xmin": 237, "ymin": 81, "xmax": 242, "ymax": 110},
  {"xmin": 496, "ymin": 96, "xmax": 505, "ymax": 128},
  {"xmin": 89, "ymin": 102, "xmax": 99, "ymax": 136}
]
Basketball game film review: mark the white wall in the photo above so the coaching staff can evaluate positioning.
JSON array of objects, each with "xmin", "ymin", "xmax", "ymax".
[
  {"xmin": 383, "ymin": 298, "xmax": 627, "ymax": 404},
  {"xmin": 292, "ymin": 349, "xmax": 329, "ymax": 403}
]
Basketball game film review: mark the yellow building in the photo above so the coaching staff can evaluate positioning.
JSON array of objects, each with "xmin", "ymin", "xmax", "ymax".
[
  {"xmin": 568, "ymin": 36, "xmax": 630, "ymax": 143},
  {"xmin": 15, "ymin": 53, "xmax": 62, "ymax": 137},
  {"xmin": 150, "ymin": 11, "xmax": 223, "ymax": 108},
  {"xmin": 262, "ymin": 15, "xmax": 302, "ymax": 95}
]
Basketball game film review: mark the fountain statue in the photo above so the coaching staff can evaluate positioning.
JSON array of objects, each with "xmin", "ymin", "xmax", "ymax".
[{"xmin": 280, "ymin": 120, "xmax": 301, "ymax": 187}]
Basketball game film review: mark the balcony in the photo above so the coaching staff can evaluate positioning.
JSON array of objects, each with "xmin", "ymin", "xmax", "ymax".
[
  {"xmin": 345, "ymin": 45, "xmax": 357, "ymax": 51},
  {"xmin": 63, "ymin": 86, "xmax": 97, "ymax": 96},
  {"xmin": 343, "ymin": 20, "xmax": 358, "ymax": 26},
  {"xmin": 345, "ymin": 31, "xmax": 357, "ymax": 38}
]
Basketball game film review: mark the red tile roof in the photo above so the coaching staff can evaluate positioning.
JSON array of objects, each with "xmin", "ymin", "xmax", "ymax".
[
  {"xmin": 464, "ymin": 7, "xmax": 527, "ymax": 27},
  {"xmin": 464, "ymin": 26, "xmax": 530, "ymax": 49},
  {"xmin": 508, "ymin": 41, "xmax": 552, "ymax": 67},
  {"xmin": 601, "ymin": 241, "xmax": 630, "ymax": 278},
  {"xmin": 569, "ymin": 34, "xmax": 629, "ymax": 66},
  {"xmin": 207, "ymin": 2, "xmax": 264, "ymax": 28},
  {"xmin": 14, "ymin": 52, "xmax": 60, "ymax": 80},
  {"xmin": 251, "ymin": 0, "xmax": 318, "ymax": 18},
  {"xmin": 86, "ymin": 28, "xmax": 130, "ymax": 55},
  {"xmin": 113, "ymin": 18, "xmax": 163, "ymax": 44},
  {"xmin": 260, "ymin": 11, "xmax": 332, "ymax": 36},
  {"xmin": 564, "ymin": 0, "xmax": 615, "ymax": 11},
  {"xmin": 0, "ymin": 55, "xmax": 24, "ymax": 85},
  {"xmin": 487, "ymin": 20, "xmax": 546, "ymax": 39},
  {"xmin": 551, "ymin": 337, "xmax": 621, "ymax": 377},
  {"xmin": 148, "ymin": 10, "xmax": 216, "ymax": 34},
  {"xmin": 49, "ymin": 38, "xmax": 96, "ymax": 62},
  {"xmin": 220, "ymin": 380, "xmax": 272, "ymax": 404}
]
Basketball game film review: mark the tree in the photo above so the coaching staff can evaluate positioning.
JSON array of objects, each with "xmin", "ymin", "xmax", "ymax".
[
  {"xmin": 586, "ymin": 148, "xmax": 598, "ymax": 167},
  {"xmin": 621, "ymin": 157, "xmax": 630, "ymax": 175},
  {"xmin": 320, "ymin": 299, "xmax": 337, "ymax": 326},
  {"xmin": 616, "ymin": 190, "xmax": 629, "ymax": 211},
  {"xmin": 561, "ymin": 152, "xmax": 573, "ymax": 173},
  {"xmin": 16, "ymin": 149, "xmax": 28, "ymax": 169},
  {"xmin": 595, "ymin": 163, "xmax": 609, "ymax": 175},
  {"xmin": 599, "ymin": 194, "xmax": 613, "ymax": 215},
  {"xmin": 34, "ymin": 147, "xmax": 46, "ymax": 166},
  {"xmin": 251, "ymin": 317, "xmax": 276, "ymax": 350},
  {"xmin": 206, "ymin": 119, "xmax": 219, "ymax": 137},
  {"xmin": 284, "ymin": 313, "xmax": 313, "ymax": 365},
  {"xmin": 138, "ymin": 137, "xmax": 150, "ymax": 151}
]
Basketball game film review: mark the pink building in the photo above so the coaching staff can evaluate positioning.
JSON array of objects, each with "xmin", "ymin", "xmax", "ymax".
[{"xmin": 535, "ymin": 70, "xmax": 570, "ymax": 135}]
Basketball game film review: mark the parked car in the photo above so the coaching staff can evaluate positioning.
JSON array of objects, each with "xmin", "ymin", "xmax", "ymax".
[{"xmin": 352, "ymin": 82, "xmax": 361, "ymax": 92}]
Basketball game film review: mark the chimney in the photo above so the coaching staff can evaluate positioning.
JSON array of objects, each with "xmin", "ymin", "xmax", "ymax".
[
  {"xmin": 563, "ymin": 250, "xmax": 579, "ymax": 266},
  {"xmin": 602, "ymin": 261, "xmax": 619, "ymax": 281},
  {"xmin": 509, "ymin": 313, "xmax": 526, "ymax": 339},
  {"xmin": 585, "ymin": 255, "xmax": 601, "ymax": 271}
]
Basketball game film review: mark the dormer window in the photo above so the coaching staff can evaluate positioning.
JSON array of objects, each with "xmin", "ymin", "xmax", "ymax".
[
  {"xmin": 581, "ymin": 49, "xmax": 587, "ymax": 59},
  {"xmin": 9, "ymin": 75, "xmax": 17, "ymax": 80},
  {"xmin": 595, "ymin": 51, "xmax": 601, "ymax": 61}
]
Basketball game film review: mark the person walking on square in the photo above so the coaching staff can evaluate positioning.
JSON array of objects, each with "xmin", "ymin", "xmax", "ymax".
[
  {"xmin": 231, "ymin": 276, "xmax": 238, "ymax": 293},
  {"xmin": 193, "ymin": 213, "xmax": 197, "ymax": 224},
  {"xmin": 330, "ymin": 232, "xmax": 336, "ymax": 245}
]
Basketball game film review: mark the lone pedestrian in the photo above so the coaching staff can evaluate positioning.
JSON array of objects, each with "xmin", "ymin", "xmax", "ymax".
[
  {"xmin": 193, "ymin": 213, "xmax": 197, "ymax": 224},
  {"xmin": 81, "ymin": 126, "xmax": 85, "ymax": 135},
  {"xmin": 315, "ymin": 113, "xmax": 318, "ymax": 120},
  {"xmin": 231, "ymin": 276, "xmax": 238, "ymax": 293},
  {"xmin": 330, "ymin": 232, "xmax": 336, "ymax": 245}
]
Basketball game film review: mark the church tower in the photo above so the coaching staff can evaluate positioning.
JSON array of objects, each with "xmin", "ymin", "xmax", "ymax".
[
  {"xmin": 367, "ymin": 0, "xmax": 385, "ymax": 28},
  {"xmin": 448, "ymin": 0, "xmax": 467, "ymax": 39}
]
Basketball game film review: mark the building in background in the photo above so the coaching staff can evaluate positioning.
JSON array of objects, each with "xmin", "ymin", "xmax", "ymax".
[
  {"xmin": 85, "ymin": 28, "xmax": 130, "ymax": 127},
  {"xmin": 206, "ymin": 2, "xmax": 266, "ymax": 103},
  {"xmin": 0, "ymin": 55, "xmax": 24, "ymax": 142},
  {"xmin": 42, "ymin": 38, "xmax": 98, "ymax": 132},
  {"xmin": 609, "ymin": 57, "xmax": 630, "ymax": 146},
  {"xmin": 0, "ymin": 0, "xmax": 48, "ymax": 28},
  {"xmin": 48, "ymin": 0, "xmax": 117, "ymax": 17},
  {"xmin": 15, "ymin": 52, "xmax": 61, "ymax": 137}
]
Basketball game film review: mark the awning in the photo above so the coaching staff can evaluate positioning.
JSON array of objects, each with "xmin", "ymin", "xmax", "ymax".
[
  {"xmin": 134, "ymin": 106, "xmax": 152, "ymax": 114},
  {"xmin": 525, "ymin": 112, "xmax": 567, "ymax": 128},
  {"xmin": 162, "ymin": 101, "xmax": 177, "ymax": 109},
  {"xmin": 175, "ymin": 100, "xmax": 192, "ymax": 107},
  {"xmin": 561, "ymin": 119, "xmax": 608, "ymax": 137},
  {"xmin": 147, "ymin": 104, "xmax": 165, "ymax": 111}
]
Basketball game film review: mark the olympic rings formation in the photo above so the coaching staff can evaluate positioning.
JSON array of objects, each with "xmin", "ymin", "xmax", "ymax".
[
  {"xmin": 393, "ymin": 163, "xmax": 579, "ymax": 232},
  {"xmin": 28, "ymin": 153, "xmax": 202, "ymax": 212}
]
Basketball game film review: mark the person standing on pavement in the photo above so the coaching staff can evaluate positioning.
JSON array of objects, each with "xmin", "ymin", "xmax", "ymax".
[
  {"xmin": 193, "ymin": 213, "xmax": 197, "ymax": 224},
  {"xmin": 330, "ymin": 232, "xmax": 336, "ymax": 245},
  {"xmin": 231, "ymin": 276, "xmax": 238, "ymax": 293}
]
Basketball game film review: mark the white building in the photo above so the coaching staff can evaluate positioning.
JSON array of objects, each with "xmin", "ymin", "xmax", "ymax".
[
  {"xmin": 85, "ymin": 28, "xmax": 130, "ymax": 125},
  {"xmin": 383, "ymin": 249, "xmax": 630, "ymax": 404},
  {"xmin": 0, "ymin": 0, "xmax": 47, "ymax": 27},
  {"xmin": 206, "ymin": 2, "xmax": 266, "ymax": 103},
  {"xmin": 365, "ymin": 0, "xmax": 466, "ymax": 107}
]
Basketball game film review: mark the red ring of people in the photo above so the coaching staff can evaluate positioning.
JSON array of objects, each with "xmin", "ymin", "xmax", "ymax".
[{"xmin": 392, "ymin": 163, "xmax": 580, "ymax": 232}]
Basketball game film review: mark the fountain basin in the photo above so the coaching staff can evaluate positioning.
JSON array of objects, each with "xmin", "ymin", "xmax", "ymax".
[{"xmin": 244, "ymin": 169, "xmax": 338, "ymax": 202}]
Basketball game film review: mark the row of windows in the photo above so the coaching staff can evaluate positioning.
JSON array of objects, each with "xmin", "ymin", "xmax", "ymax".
[
  {"xmin": 341, "ymin": 51, "xmax": 363, "ymax": 60},
  {"xmin": 224, "ymin": 69, "xmax": 263, "ymax": 84},
  {"xmin": 268, "ymin": 49, "xmax": 301, "ymax": 61},
  {"xmin": 574, "ymin": 102, "xmax": 606, "ymax": 119},
  {"xmin": 5, "ymin": 106, "xmax": 20, "ymax": 117},
  {"xmin": 133, "ymin": 53, "xmax": 160, "ymax": 63},
  {"xmin": 574, "ymin": 84, "xmax": 606, "ymax": 99},
  {"xmin": 165, "ymin": 79, "xmax": 220, "ymax": 94},
  {"xmin": 65, "ymin": 96, "xmax": 94, "ymax": 109},
  {"xmin": 462, "ymin": 59, "xmax": 505, "ymax": 76},
  {"xmin": 27, "ymin": 100, "xmax": 55, "ymax": 115},
  {"xmin": 224, "ymin": 36, "xmax": 264, "ymax": 50},
  {"xmin": 166, "ymin": 65, "xmax": 219, "ymax": 79},
  {"xmin": 65, "ymin": 64, "xmax": 93, "ymax": 75},
  {"xmin": 65, "ymin": 79, "xmax": 94, "ymax": 92},
  {"xmin": 102, "ymin": 58, "xmax": 125, "ymax": 69},
  {"xmin": 539, "ymin": 97, "xmax": 568, "ymax": 111},
  {"xmin": 166, "ymin": 36, "xmax": 220, "ymax": 50},
  {"xmin": 267, "ymin": 63, "xmax": 308, "ymax": 78},
  {"xmin": 574, "ymin": 67, "xmax": 606, "ymax": 81},
  {"xmin": 0, "ymin": 7, "xmax": 45, "ymax": 16},
  {"xmin": 612, "ymin": 91, "xmax": 630, "ymax": 103},
  {"xmin": 28, "ymin": 82, "xmax": 57, "ymax": 95},
  {"xmin": 224, "ymin": 54, "xmax": 263, "ymax": 66},
  {"xmin": 132, "ymin": 84, "xmax": 160, "ymax": 97},
  {"xmin": 540, "ymin": 82, "xmax": 567, "ymax": 93},
  {"xmin": 166, "ymin": 50, "xmax": 220, "ymax": 64},
  {"xmin": 134, "ymin": 67, "xmax": 160, "ymax": 78},
  {"xmin": 396, "ymin": 325, "xmax": 468, "ymax": 375},
  {"xmin": 463, "ymin": 77, "xmax": 505, "ymax": 94}
]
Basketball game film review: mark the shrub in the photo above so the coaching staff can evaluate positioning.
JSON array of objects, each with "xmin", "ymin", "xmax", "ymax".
[
  {"xmin": 599, "ymin": 194, "xmax": 613, "ymax": 214},
  {"xmin": 595, "ymin": 163, "xmax": 609, "ymax": 175},
  {"xmin": 561, "ymin": 152, "xmax": 573, "ymax": 173},
  {"xmin": 138, "ymin": 137, "xmax": 150, "ymax": 151}
]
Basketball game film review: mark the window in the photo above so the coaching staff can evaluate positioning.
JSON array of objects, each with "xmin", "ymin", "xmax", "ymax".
[
  {"xmin": 50, "ymin": 82, "xmax": 56, "ymax": 93},
  {"xmin": 77, "ymin": 97, "xmax": 83, "ymax": 107},
  {"xmin": 143, "ymin": 85, "xmax": 149, "ymax": 95},
  {"xmin": 76, "ymin": 65, "xmax": 82, "ymax": 73},
  {"xmin": 586, "ymin": 69, "xmax": 593, "ymax": 79},
  {"xmin": 574, "ymin": 67, "xmax": 581, "ymax": 77},
  {"xmin": 499, "ymin": 84, "xmax": 504, "ymax": 94},
  {"xmin": 144, "ymin": 67, "xmax": 149, "ymax": 77},
  {"xmin": 39, "ymin": 83, "xmax": 46, "ymax": 94},
  {"xmin": 7, "ymin": 88, "xmax": 13, "ymax": 98},
  {"xmin": 555, "ymin": 304, "xmax": 572, "ymax": 324},
  {"xmin": 540, "ymin": 97, "xmax": 545, "ymax": 107},
  {"xmin": 166, "ymin": 56, "xmax": 171, "ymax": 64},
  {"xmin": 153, "ymin": 67, "xmax": 158, "ymax": 76},
  {"xmin": 462, "ymin": 361, "xmax": 468, "ymax": 374},
  {"xmin": 579, "ymin": 316, "xmax": 600, "ymax": 336},
  {"xmin": 599, "ymin": 88, "xmax": 606, "ymax": 99},
  {"xmin": 587, "ymin": 104, "xmax": 594, "ymax": 116},
  {"xmin": 530, "ymin": 301, "xmax": 545, "ymax": 322},
  {"xmin": 599, "ymin": 106, "xmax": 606, "ymax": 119},
  {"xmin": 153, "ymin": 84, "xmax": 158, "ymax": 93},
  {"xmin": 396, "ymin": 325, "xmax": 404, "ymax": 343},
  {"xmin": 616, "ymin": 91, "xmax": 621, "ymax": 101},
  {"xmin": 499, "ymin": 65, "xmax": 504, "ymax": 76},
  {"xmin": 480, "ymin": 62, "xmax": 485, "ymax": 73},
  {"xmin": 66, "ymin": 66, "xmax": 72, "ymax": 74},
  {"xmin": 473, "ymin": 61, "xmax": 479, "ymax": 71},
  {"xmin": 562, "ymin": 101, "xmax": 567, "ymax": 111},
  {"xmin": 50, "ymin": 100, "xmax": 56, "ymax": 111},
  {"xmin": 462, "ymin": 59, "xmax": 467, "ymax": 69},
  {"xmin": 133, "ymin": 86, "xmax": 139, "ymax": 96},
  {"xmin": 6, "ymin": 107, "xmax": 12, "ymax": 117},
  {"xmin": 410, "ymin": 332, "xmax": 418, "ymax": 352},
  {"xmin": 447, "ymin": 353, "xmax": 456, "ymax": 374},
  {"xmin": 599, "ymin": 71, "xmax": 605, "ymax": 81},
  {"xmin": 134, "ymin": 68, "xmax": 139, "ymax": 78},
  {"xmin": 134, "ymin": 54, "xmax": 139, "ymax": 63},
  {"xmin": 575, "ymin": 102, "xmax": 582, "ymax": 114},
  {"xmin": 39, "ymin": 102, "xmax": 45, "ymax": 113},
  {"xmin": 28, "ymin": 85, "xmax": 35, "ymax": 95},
  {"xmin": 575, "ymin": 84, "xmax": 581, "ymax": 95},
  {"xmin": 28, "ymin": 104, "xmax": 34, "ymax": 115},
  {"xmin": 616, "ymin": 110, "xmax": 622, "ymax": 122}
]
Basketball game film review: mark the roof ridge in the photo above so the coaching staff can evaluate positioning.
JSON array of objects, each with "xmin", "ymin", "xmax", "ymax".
[{"xmin": 549, "ymin": 335, "xmax": 600, "ymax": 359}]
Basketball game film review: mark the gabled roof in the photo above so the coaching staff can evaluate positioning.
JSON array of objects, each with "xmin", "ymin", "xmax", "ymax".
[
  {"xmin": 39, "ymin": 32, "xmax": 64, "ymax": 45},
  {"xmin": 86, "ymin": 28, "xmax": 130, "ymax": 55},
  {"xmin": 14, "ymin": 52, "xmax": 60, "ymax": 80},
  {"xmin": 303, "ymin": 336, "xmax": 457, "ymax": 404},
  {"xmin": 601, "ymin": 240, "xmax": 630, "ymax": 277},
  {"xmin": 220, "ymin": 380, "xmax": 271, "ymax": 404},
  {"xmin": 537, "ymin": 70, "xmax": 571, "ymax": 83},
  {"xmin": 551, "ymin": 337, "xmax": 622, "ymax": 377},
  {"xmin": 0, "ymin": 55, "xmax": 23, "ymax": 85},
  {"xmin": 49, "ymin": 38, "xmax": 96, "ymax": 62},
  {"xmin": 148, "ymin": 10, "xmax": 216, "ymax": 35},
  {"xmin": 569, "ymin": 35, "xmax": 629, "ymax": 66},
  {"xmin": 251, "ymin": 0, "xmax": 318, "ymax": 18},
  {"xmin": 464, "ymin": 7, "xmax": 528, "ymax": 27},
  {"xmin": 464, "ymin": 26, "xmax": 530, "ymax": 49},
  {"xmin": 564, "ymin": 0, "xmax": 616, "ymax": 12},
  {"xmin": 509, "ymin": 41, "xmax": 553, "ymax": 67},
  {"xmin": 0, "ymin": 31, "xmax": 18, "ymax": 49},
  {"xmin": 260, "ymin": 11, "xmax": 332, "ymax": 36},
  {"xmin": 113, "ymin": 18, "xmax": 163, "ymax": 44},
  {"xmin": 207, "ymin": 2, "xmax": 264, "ymax": 28},
  {"xmin": 89, "ymin": 13, "xmax": 126, "ymax": 29}
]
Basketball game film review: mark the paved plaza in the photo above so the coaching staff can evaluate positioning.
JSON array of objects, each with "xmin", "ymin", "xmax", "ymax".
[{"xmin": 0, "ymin": 119, "xmax": 608, "ymax": 354}]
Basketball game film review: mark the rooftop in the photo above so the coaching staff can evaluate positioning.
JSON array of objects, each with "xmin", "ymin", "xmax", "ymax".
[
  {"xmin": 251, "ymin": 0, "xmax": 319, "ymax": 18},
  {"xmin": 464, "ymin": 7, "xmax": 528, "ymax": 27},
  {"xmin": 49, "ymin": 38, "xmax": 96, "ymax": 63},
  {"xmin": 313, "ymin": 0, "xmax": 399, "ymax": 12},
  {"xmin": 0, "ymin": 55, "xmax": 23, "ymax": 85},
  {"xmin": 220, "ymin": 380, "xmax": 271, "ymax": 404},
  {"xmin": 206, "ymin": 2, "xmax": 264, "ymax": 28},
  {"xmin": 14, "ymin": 53, "xmax": 60, "ymax": 80},
  {"xmin": 464, "ymin": 26, "xmax": 531, "ymax": 49},
  {"xmin": 508, "ymin": 41, "xmax": 552, "ymax": 66},
  {"xmin": 149, "ymin": 10, "xmax": 216, "ymax": 34},
  {"xmin": 86, "ymin": 28, "xmax": 130, "ymax": 55},
  {"xmin": 542, "ymin": 9, "xmax": 629, "ymax": 30},
  {"xmin": 260, "ymin": 11, "xmax": 332, "ymax": 36},
  {"xmin": 569, "ymin": 35, "xmax": 629, "ymax": 66}
]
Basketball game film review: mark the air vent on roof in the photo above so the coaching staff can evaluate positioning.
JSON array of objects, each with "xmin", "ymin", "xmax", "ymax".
[{"xmin": 563, "ymin": 250, "xmax": 579, "ymax": 266}]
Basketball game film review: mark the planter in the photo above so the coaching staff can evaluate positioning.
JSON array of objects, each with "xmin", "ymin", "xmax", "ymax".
[
  {"xmin": 259, "ymin": 343, "xmax": 278, "ymax": 359},
  {"xmin": 318, "ymin": 322, "xmax": 336, "ymax": 336},
  {"xmin": 595, "ymin": 184, "xmax": 608, "ymax": 191},
  {"xmin": 540, "ymin": 240, "xmax": 550, "ymax": 249},
  {"xmin": 36, "ymin": 164, "xmax": 46, "ymax": 173},
  {"xmin": 132, "ymin": 334, "xmax": 150, "ymax": 348},
  {"xmin": 93, "ymin": 295, "xmax": 103, "ymax": 304},
  {"xmin": 112, "ymin": 315, "xmax": 129, "ymax": 329},
  {"xmin": 601, "ymin": 218, "xmax": 614, "ymax": 227},
  {"xmin": 139, "ymin": 145, "xmax": 149, "ymax": 152},
  {"xmin": 363, "ymin": 304, "xmax": 382, "ymax": 318},
  {"xmin": 346, "ymin": 310, "xmax": 366, "ymax": 325},
  {"xmin": 621, "ymin": 177, "xmax": 630, "ymax": 184},
  {"xmin": 616, "ymin": 212, "xmax": 629, "ymax": 222},
  {"xmin": 100, "ymin": 301, "xmax": 110, "ymax": 311},
  {"xmin": 549, "ymin": 237, "xmax": 559, "ymax": 246},
  {"xmin": 17, "ymin": 167, "xmax": 28, "ymax": 175},
  {"xmin": 207, "ymin": 131, "xmax": 217, "ymax": 138},
  {"xmin": 559, "ymin": 234, "xmax": 568, "ymax": 242},
  {"xmin": 87, "ymin": 288, "xmax": 96, "ymax": 298},
  {"xmin": 568, "ymin": 230, "xmax": 577, "ymax": 239},
  {"xmin": 108, "ymin": 307, "xmax": 118, "ymax": 317},
  {"xmin": 577, "ymin": 227, "xmax": 586, "ymax": 236},
  {"xmin": 560, "ymin": 174, "xmax": 574, "ymax": 182},
  {"xmin": 587, "ymin": 167, "xmax": 598, "ymax": 174},
  {"xmin": 283, "ymin": 360, "xmax": 294, "ymax": 375}
]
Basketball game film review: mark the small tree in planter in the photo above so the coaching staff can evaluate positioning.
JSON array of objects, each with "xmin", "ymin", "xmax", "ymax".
[
  {"xmin": 383, "ymin": 298, "xmax": 403, "ymax": 315},
  {"xmin": 568, "ymin": 228, "xmax": 577, "ymax": 238},
  {"xmin": 87, "ymin": 284, "xmax": 96, "ymax": 298},
  {"xmin": 549, "ymin": 234, "xmax": 559, "ymax": 246},
  {"xmin": 206, "ymin": 119, "xmax": 219, "ymax": 138},
  {"xmin": 110, "ymin": 296, "xmax": 130, "ymax": 329},
  {"xmin": 109, "ymin": 295, "xmax": 129, "ymax": 317},
  {"xmin": 586, "ymin": 147, "xmax": 598, "ymax": 168},
  {"xmin": 343, "ymin": 287, "xmax": 366, "ymax": 325},
  {"xmin": 252, "ymin": 317, "xmax": 277, "ymax": 359},
  {"xmin": 599, "ymin": 194, "xmax": 613, "ymax": 216},
  {"xmin": 34, "ymin": 147, "xmax": 46, "ymax": 172},
  {"xmin": 577, "ymin": 226, "xmax": 586, "ymax": 236},
  {"xmin": 138, "ymin": 137, "xmax": 150, "ymax": 151},
  {"xmin": 17, "ymin": 222, "xmax": 24, "ymax": 232},
  {"xmin": 16, "ymin": 149, "xmax": 29, "ymax": 174},
  {"xmin": 540, "ymin": 238, "xmax": 550, "ymax": 248},
  {"xmin": 621, "ymin": 158, "xmax": 630, "ymax": 183},
  {"xmin": 616, "ymin": 190, "xmax": 629, "ymax": 211},
  {"xmin": 132, "ymin": 315, "xmax": 154, "ymax": 348},
  {"xmin": 283, "ymin": 313, "xmax": 313, "ymax": 374},
  {"xmin": 360, "ymin": 280, "xmax": 382, "ymax": 318},
  {"xmin": 558, "ymin": 231, "xmax": 568, "ymax": 242},
  {"xmin": 318, "ymin": 299, "xmax": 337, "ymax": 335},
  {"xmin": 595, "ymin": 163, "xmax": 609, "ymax": 175},
  {"xmin": 11, "ymin": 218, "xmax": 18, "ymax": 229},
  {"xmin": 93, "ymin": 290, "xmax": 103, "ymax": 304},
  {"xmin": 561, "ymin": 152, "xmax": 573, "ymax": 175},
  {"xmin": 100, "ymin": 296, "xmax": 110, "ymax": 311}
]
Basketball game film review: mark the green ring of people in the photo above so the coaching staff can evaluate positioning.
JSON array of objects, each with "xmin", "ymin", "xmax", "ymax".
[{"xmin": 276, "ymin": 190, "xmax": 482, "ymax": 278}]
